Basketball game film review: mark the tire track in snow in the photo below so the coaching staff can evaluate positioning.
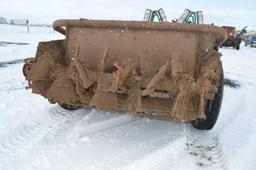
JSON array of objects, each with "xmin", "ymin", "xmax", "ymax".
[
  {"xmin": 0, "ymin": 41, "xmax": 29, "ymax": 47},
  {"xmin": 73, "ymin": 113, "xmax": 138, "ymax": 137},
  {"xmin": 30, "ymin": 109, "xmax": 129, "ymax": 143},
  {"xmin": 0, "ymin": 108, "xmax": 138, "ymax": 170},
  {"xmin": 184, "ymin": 124, "xmax": 229, "ymax": 170},
  {"xmin": 0, "ymin": 62, "xmax": 25, "ymax": 93},
  {"xmin": 117, "ymin": 124, "xmax": 187, "ymax": 170},
  {"xmin": 0, "ymin": 59, "xmax": 24, "ymax": 68},
  {"xmin": 0, "ymin": 106, "xmax": 76, "ymax": 169}
]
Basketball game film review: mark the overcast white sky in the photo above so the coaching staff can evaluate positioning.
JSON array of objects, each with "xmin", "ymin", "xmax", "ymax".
[{"xmin": 1, "ymin": 0, "xmax": 255, "ymax": 30}]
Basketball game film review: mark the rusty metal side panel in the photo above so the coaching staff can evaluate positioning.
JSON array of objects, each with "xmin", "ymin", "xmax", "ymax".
[{"xmin": 67, "ymin": 27, "xmax": 198, "ymax": 77}]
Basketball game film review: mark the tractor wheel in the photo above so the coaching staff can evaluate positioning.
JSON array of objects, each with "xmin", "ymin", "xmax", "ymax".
[
  {"xmin": 236, "ymin": 45, "xmax": 240, "ymax": 50},
  {"xmin": 191, "ymin": 85, "xmax": 224, "ymax": 130},
  {"xmin": 192, "ymin": 63, "xmax": 224, "ymax": 130},
  {"xmin": 58, "ymin": 103, "xmax": 81, "ymax": 110}
]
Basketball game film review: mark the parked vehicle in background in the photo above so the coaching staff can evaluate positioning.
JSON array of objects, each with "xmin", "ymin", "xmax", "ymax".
[
  {"xmin": 244, "ymin": 35, "xmax": 251, "ymax": 44},
  {"xmin": 244, "ymin": 35, "xmax": 256, "ymax": 47},
  {"xmin": 0, "ymin": 17, "xmax": 7, "ymax": 24},
  {"xmin": 221, "ymin": 26, "xmax": 241, "ymax": 50}
]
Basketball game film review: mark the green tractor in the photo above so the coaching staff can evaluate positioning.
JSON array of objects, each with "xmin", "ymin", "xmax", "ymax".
[{"xmin": 144, "ymin": 8, "xmax": 204, "ymax": 24}]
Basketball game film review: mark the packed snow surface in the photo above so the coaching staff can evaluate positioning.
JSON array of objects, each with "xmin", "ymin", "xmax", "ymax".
[{"xmin": 0, "ymin": 24, "xmax": 256, "ymax": 170}]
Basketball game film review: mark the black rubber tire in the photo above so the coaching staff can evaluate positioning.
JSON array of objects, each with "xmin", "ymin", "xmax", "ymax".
[
  {"xmin": 245, "ymin": 43, "xmax": 247, "ymax": 46},
  {"xmin": 191, "ymin": 85, "xmax": 224, "ymax": 130},
  {"xmin": 58, "ymin": 103, "xmax": 81, "ymax": 110},
  {"xmin": 236, "ymin": 45, "xmax": 240, "ymax": 50}
]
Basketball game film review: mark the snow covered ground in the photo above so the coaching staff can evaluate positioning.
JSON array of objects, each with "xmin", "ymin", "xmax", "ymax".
[{"xmin": 0, "ymin": 24, "xmax": 256, "ymax": 170}]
